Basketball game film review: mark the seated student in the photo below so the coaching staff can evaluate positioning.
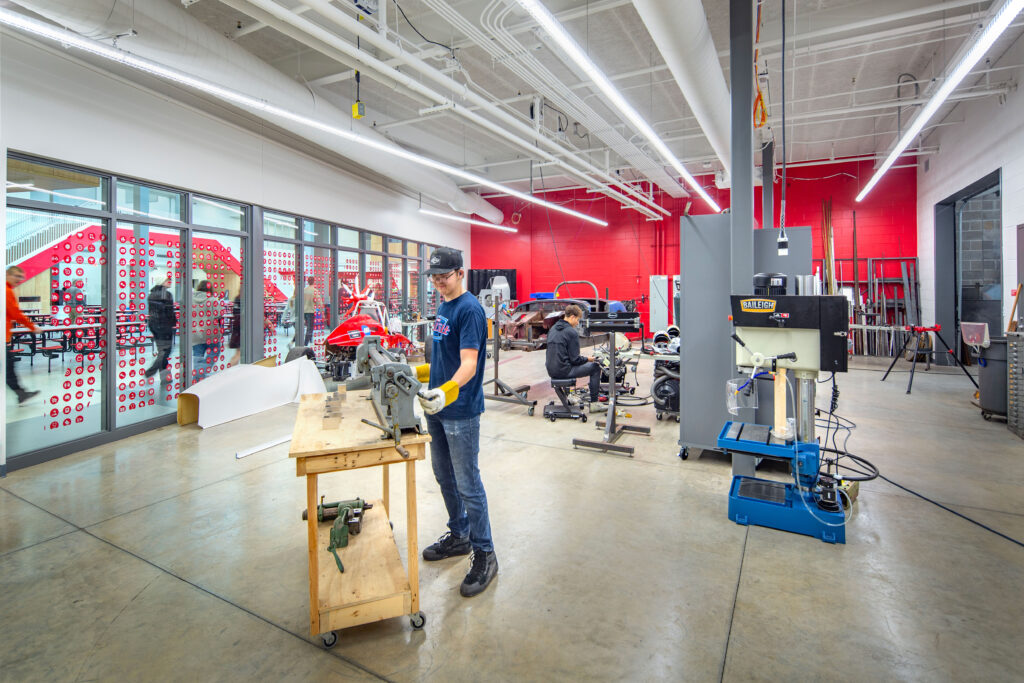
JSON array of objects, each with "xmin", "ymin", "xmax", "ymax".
[{"xmin": 545, "ymin": 304, "xmax": 601, "ymax": 403}]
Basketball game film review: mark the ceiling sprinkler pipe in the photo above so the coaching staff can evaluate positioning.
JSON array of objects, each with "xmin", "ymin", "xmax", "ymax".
[{"xmin": 9, "ymin": 0, "xmax": 503, "ymax": 222}]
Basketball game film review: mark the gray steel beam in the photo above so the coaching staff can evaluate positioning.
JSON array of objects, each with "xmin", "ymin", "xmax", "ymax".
[
  {"xmin": 730, "ymin": 0, "xmax": 756, "ymax": 478},
  {"xmin": 247, "ymin": 207, "xmax": 264, "ymax": 363},
  {"xmin": 761, "ymin": 140, "xmax": 774, "ymax": 229}
]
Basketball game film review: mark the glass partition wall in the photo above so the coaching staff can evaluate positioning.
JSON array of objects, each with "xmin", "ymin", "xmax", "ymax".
[
  {"xmin": 114, "ymin": 223, "xmax": 184, "ymax": 428},
  {"xmin": 304, "ymin": 245, "xmax": 333, "ymax": 361},
  {"xmin": 4, "ymin": 154, "xmax": 433, "ymax": 470},
  {"xmin": 263, "ymin": 241, "xmax": 298, "ymax": 365},
  {"xmin": 5, "ymin": 208, "xmax": 108, "ymax": 456}
]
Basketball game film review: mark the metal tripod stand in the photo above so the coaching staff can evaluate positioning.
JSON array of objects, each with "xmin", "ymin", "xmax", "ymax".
[
  {"xmin": 573, "ymin": 314, "xmax": 650, "ymax": 456},
  {"xmin": 881, "ymin": 324, "xmax": 979, "ymax": 394},
  {"xmin": 482, "ymin": 292, "xmax": 537, "ymax": 415}
]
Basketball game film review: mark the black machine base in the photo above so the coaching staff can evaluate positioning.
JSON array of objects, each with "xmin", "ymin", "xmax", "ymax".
[{"xmin": 543, "ymin": 401, "xmax": 586, "ymax": 422}]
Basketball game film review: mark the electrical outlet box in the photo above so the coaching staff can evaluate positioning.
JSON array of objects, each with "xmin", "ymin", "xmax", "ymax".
[{"xmin": 352, "ymin": 101, "xmax": 365, "ymax": 119}]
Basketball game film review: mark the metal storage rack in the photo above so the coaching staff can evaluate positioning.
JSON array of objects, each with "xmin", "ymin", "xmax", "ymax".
[{"xmin": 1008, "ymin": 332, "xmax": 1024, "ymax": 438}]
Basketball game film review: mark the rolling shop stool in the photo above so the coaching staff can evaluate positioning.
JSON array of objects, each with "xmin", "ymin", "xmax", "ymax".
[{"xmin": 544, "ymin": 378, "xmax": 588, "ymax": 423}]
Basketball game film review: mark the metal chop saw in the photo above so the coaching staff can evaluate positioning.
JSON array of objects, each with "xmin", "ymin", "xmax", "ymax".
[{"xmin": 717, "ymin": 292, "xmax": 851, "ymax": 543}]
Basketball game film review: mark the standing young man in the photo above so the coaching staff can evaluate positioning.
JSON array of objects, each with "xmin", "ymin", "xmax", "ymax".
[
  {"xmin": 417, "ymin": 247, "xmax": 498, "ymax": 597},
  {"xmin": 301, "ymin": 276, "xmax": 322, "ymax": 346}
]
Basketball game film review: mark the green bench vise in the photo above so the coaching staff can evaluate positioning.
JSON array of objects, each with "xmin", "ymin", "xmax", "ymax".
[{"xmin": 301, "ymin": 497, "xmax": 373, "ymax": 573}]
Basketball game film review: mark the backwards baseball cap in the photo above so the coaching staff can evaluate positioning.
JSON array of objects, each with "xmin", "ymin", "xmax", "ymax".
[{"xmin": 424, "ymin": 247, "xmax": 463, "ymax": 275}]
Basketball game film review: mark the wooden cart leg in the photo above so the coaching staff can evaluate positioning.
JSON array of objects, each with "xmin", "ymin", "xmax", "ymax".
[
  {"xmin": 382, "ymin": 462, "xmax": 390, "ymax": 515},
  {"xmin": 406, "ymin": 457, "xmax": 419, "ymax": 614},
  {"xmin": 306, "ymin": 474, "xmax": 320, "ymax": 636}
]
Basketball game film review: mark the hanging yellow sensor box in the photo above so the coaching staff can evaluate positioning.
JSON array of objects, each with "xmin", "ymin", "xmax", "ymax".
[{"xmin": 352, "ymin": 101, "xmax": 365, "ymax": 119}]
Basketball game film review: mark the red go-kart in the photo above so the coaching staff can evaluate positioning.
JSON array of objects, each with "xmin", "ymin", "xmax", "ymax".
[{"xmin": 323, "ymin": 285, "xmax": 416, "ymax": 380}]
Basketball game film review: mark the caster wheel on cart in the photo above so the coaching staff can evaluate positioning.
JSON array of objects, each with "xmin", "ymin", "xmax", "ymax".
[
  {"xmin": 982, "ymin": 410, "xmax": 992, "ymax": 421},
  {"xmin": 321, "ymin": 631, "xmax": 338, "ymax": 648},
  {"xmin": 656, "ymin": 412, "xmax": 663, "ymax": 421},
  {"xmin": 549, "ymin": 416, "xmax": 556, "ymax": 422},
  {"xmin": 528, "ymin": 407, "xmax": 535, "ymax": 416},
  {"xmin": 675, "ymin": 416, "xmax": 680, "ymax": 423},
  {"xmin": 678, "ymin": 447, "xmax": 689, "ymax": 460},
  {"xmin": 581, "ymin": 414, "xmax": 588, "ymax": 423},
  {"xmin": 630, "ymin": 387, "xmax": 636, "ymax": 395},
  {"xmin": 410, "ymin": 612, "xmax": 426, "ymax": 629}
]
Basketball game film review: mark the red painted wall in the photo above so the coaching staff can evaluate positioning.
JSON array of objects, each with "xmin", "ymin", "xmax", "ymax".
[
  {"xmin": 761, "ymin": 161, "xmax": 918, "ymax": 284},
  {"xmin": 471, "ymin": 161, "xmax": 917, "ymax": 330}
]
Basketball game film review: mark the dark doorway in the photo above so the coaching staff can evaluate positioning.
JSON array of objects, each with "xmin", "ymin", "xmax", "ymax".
[
  {"xmin": 934, "ymin": 169, "xmax": 1002, "ymax": 364},
  {"xmin": 956, "ymin": 185, "xmax": 1002, "ymax": 338}
]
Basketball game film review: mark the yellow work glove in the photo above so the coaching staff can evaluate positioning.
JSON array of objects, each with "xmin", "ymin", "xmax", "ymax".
[
  {"xmin": 414, "ymin": 363, "xmax": 431, "ymax": 383},
  {"xmin": 418, "ymin": 380, "xmax": 459, "ymax": 415}
]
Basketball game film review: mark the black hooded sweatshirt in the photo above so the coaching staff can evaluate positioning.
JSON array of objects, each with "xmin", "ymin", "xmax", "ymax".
[{"xmin": 545, "ymin": 319, "xmax": 587, "ymax": 378}]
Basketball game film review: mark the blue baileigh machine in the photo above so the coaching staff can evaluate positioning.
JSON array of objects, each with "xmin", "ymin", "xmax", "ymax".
[{"xmin": 718, "ymin": 282, "xmax": 850, "ymax": 544}]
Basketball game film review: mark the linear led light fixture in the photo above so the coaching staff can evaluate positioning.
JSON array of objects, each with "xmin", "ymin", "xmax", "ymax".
[
  {"xmin": 419, "ymin": 208, "xmax": 518, "ymax": 232},
  {"xmin": 193, "ymin": 195, "xmax": 244, "ymax": 215},
  {"xmin": 0, "ymin": 8, "xmax": 607, "ymax": 228},
  {"xmin": 7, "ymin": 207, "xmax": 98, "ymax": 226},
  {"xmin": 514, "ymin": 0, "xmax": 722, "ymax": 213},
  {"xmin": 6, "ymin": 182, "xmax": 105, "ymax": 206},
  {"xmin": 857, "ymin": 0, "xmax": 1024, "ymax": 201}
]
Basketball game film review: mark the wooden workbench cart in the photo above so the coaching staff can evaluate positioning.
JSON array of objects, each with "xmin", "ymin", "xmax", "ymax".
[{"xmin": 289, "ymin": 392, "xmax": 430, "ymax": 647}]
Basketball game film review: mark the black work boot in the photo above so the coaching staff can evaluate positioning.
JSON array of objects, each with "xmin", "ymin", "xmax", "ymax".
[
  {"xmin": 460, "ymin": 550, "xmax": 498, "ymax": 597},
  {"xmin": 16, "ymin": 389, "xmax": 38, "ymax": 404},
  {"xmin": 422, "ymin": 531, "xmax": 471, "ymax": 561}
]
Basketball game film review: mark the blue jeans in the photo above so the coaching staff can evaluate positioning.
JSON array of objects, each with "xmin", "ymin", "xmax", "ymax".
[
  {"xmin": 426, "ymin": 413, "xmax": 493, "ymax": 552},
  {"xmin": 192, "ymin": 342, "xmax": 221, "ymax": 383}
]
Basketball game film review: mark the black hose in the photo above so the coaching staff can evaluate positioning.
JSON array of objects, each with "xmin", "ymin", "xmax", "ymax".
[
  {"xmin": 650, "ymin": 374, "xmax": 679, "ymax": 409},
  {"xmin": 654, "ymin": 365, "xmax": 679, "ymax": 379}
]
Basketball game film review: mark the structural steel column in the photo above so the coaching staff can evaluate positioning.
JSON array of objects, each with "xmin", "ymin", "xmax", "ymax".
[
  {"xmin": 730, "ymin": 0, "xmax": 756, "ymax": 477},
  {"xmin": 762, "ymin": 140, "xmax": 774, "ymax": 229}
]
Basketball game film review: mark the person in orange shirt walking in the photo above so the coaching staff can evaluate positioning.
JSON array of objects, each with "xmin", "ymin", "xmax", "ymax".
[{"xmin": 6, "ymin": 265, "xmax": 40, "ymax": 404}]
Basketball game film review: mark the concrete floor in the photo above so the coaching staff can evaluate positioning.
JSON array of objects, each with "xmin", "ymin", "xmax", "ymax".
[{"xmin": 1, "ymin": 348, "xmax": 1022, "ymax": 682}]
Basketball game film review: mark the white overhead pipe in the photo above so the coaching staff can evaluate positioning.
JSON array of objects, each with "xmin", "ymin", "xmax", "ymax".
[
  {"xmin": 221, "ymin": 0, "xmax": 659, "ymax": 218},
  {"xmin": 473, "ymin": 0, "xmax": 688, "ymax": 198},
  {"xmin": 9, "ymin": 0, "xmax": 504, "ymax": 223},
  {"xmin": 231, "ymin": 0, "xmax": 657, "ymax": 219},
  {"xmin": 632, "ymin": 0, "xmax": 731, "ymax": 176},
  {"xmin": 449, "ymin": 0, "xmax": 631, "ymax": 51},
  {"xmin": 755, "ymin": 0, "xmax": 990, "ymax": 53},
  {"xmin": 548, "ymin": 1, "xmax": 994, "ymax": 99},
  {"xmin": 858, "ymin": 0, "xmax": 1024, "ymax": 200},
  {"xmin": 294, "ymin": 0, "xmax": 669, "ymax": 217}
]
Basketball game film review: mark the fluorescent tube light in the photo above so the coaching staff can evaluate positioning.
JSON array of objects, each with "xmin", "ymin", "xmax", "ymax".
[
  {"xmin": 0, "ymin": 8, "xmax": 607, "ymax": 227},
  {"xmin": 856, "ymin": 0, "xmax": 1024, "ymax": 201},
  {"xmin": 419, "ymin": 208, "xmax": 518, "ymax": 232},
  {"xmin": 6, "ymin": 182, "xmax": 105, "ymax": 205},
  {"xmin": 193, "ymin": 195, "xmax": 244, "ymax": 215},
  {"xmin": 514, "ymin": 0, "xmax": 722, "ymax": 213}
]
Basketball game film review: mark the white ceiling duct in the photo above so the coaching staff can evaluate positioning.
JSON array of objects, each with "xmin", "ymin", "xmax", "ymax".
[
  {"xmin": 8, "ymin": 0, "xmax": 504, "ymax": 224},
  {"xmin": 632, "ymin": 0, "xmax": 732, "ymax": 176}
]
